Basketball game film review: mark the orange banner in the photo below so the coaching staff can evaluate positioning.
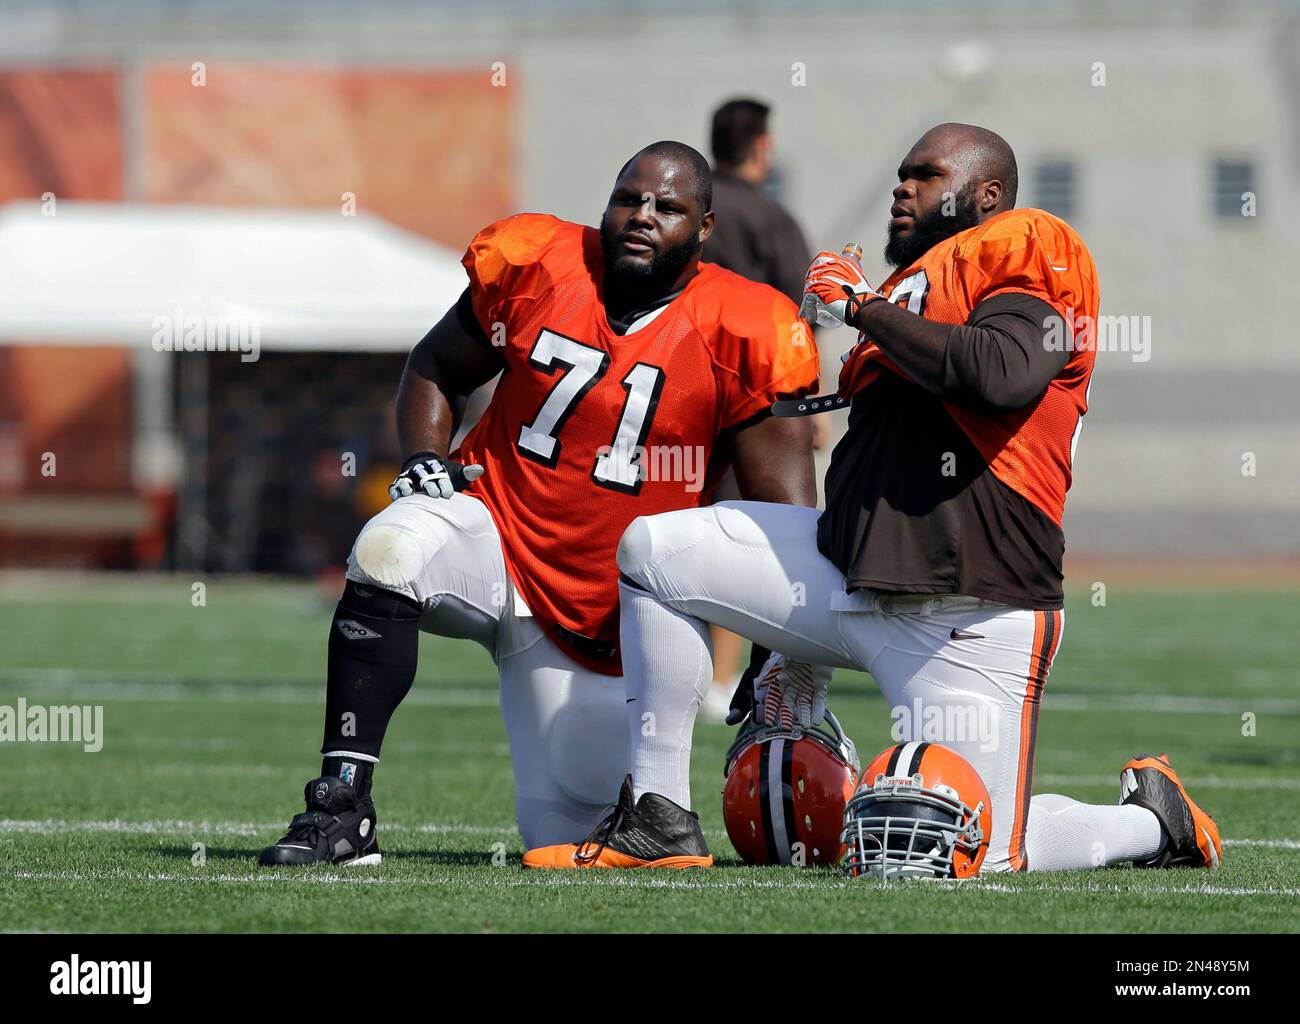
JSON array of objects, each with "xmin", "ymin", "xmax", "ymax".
[
  {"xmin": 146, "ymin": 65, "xmax": 516, "ymax": 247},
  {"xmin": 0, "ymin": 69, "xmax": 123, "ymax": 202}
]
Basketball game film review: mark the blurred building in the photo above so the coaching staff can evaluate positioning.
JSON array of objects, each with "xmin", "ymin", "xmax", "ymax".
[{"xmin": 0, "ymin": 0, "xmax": 1296, "ymax": 568}]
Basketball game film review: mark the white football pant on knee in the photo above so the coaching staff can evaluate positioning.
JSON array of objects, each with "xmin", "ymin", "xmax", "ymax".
[
  {"xmin": 347, "ymin": 492, "xmax": 511, "ymax": 635},
  {"xmin": 346, "ymin": 492, "xmax": 631, "ymax": 848},
  {"xmin": 617, "ymin": 499, "xmax": 1167, "ymax": 873},
  {"xmin": 617, "ymin": 503, "xmax": 852, "ymax": 812}
]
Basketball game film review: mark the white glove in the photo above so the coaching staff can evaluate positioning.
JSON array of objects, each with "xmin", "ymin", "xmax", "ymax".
[
  {"xmin": 388, "ymin": 453, "xmax": 484, "ymax": 501},
  {"xmin": 800, "ymin": 250, "xmax": 882, "ymax": 328},
  {"xmin": 753, "ymin": 652, "xmax": 830, "ymax": 729}
]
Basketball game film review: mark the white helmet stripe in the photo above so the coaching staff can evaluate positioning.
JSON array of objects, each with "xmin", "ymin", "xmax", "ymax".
[
  {"xmin": 894, "ymin": 740, "xmax": 926, "ymax": 777},
  {"xmin": 767, "ymin": 736, "xmax": 792, "ymax": 865}
]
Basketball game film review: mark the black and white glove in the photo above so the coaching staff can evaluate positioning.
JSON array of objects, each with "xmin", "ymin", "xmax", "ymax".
[
  {"xmin": 388, "ymin": 452, "xmax": 484, "ymax": 501},
  {"xmin": 752, "ymin": 652, "xmax": 830, "ymax": 730}
]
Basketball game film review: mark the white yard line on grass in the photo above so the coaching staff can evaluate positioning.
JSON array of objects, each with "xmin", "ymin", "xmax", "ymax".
[
  {"xmin": 1046, "ymin": 693, "xmax": 1300, "ymax": 715},
  {"xmin": 0, "ymin": 671, "xmax": 496, "ymax": 707},
  {"xmin": 6, "ymin": 868, "xmax": 1299, "ymax": 898},
  {"xmin": 0, "ymin": 819, "xmax": 514, "ymax": 836},
  {"xmin": 967, "ymin": 881, "xmax": 1300, "ymax": 898},
  {"xmin": 3, "ymin": 819, "xmax": 1297, "ymax": 851},
  {"xmin": 7, "ymin": 869, "xmax": 833, "ymax": 891},
  {"xmin": 1037, "ymin": 774, "xmax": 1300, "ymax": 791},
  {"xmin": 3, "ymin": 670, "xmax": 1298, "ymax": 715}
]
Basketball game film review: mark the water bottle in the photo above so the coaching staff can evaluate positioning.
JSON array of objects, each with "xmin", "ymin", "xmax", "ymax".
[{"xmin": 801, "ymin": 242, "xmax": 863, "ymax": 326}]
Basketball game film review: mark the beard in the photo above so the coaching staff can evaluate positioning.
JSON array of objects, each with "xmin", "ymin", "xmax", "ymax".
[
  {"xmin": 884, "ymin": 181, "xmax": 982, "ymax": 269},
  {"xmin": 599, "ymin": 211, "xmax": 702, "ymax": 295}
]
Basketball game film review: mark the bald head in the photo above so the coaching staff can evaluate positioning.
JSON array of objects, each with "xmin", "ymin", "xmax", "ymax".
[
  {"xmin": 884, "ymin": 123, "xmax": 1018, "ymax": 267},
  {"xmin": 600, "ymin": 140, "xmax": 716, "ymax": 299},
  {"xmin": 917, "ymin": 122, "xmax": 1018, "ymax": 208},
  {"xmin": 616, "ymin": 140, "xmax": 713, "ymax": 212}
]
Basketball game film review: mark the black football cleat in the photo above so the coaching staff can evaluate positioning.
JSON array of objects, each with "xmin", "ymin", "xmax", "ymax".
[
  {"xmin": 1120, "ymin": 753, "xmax": 1222, "ymax": 869},
  {"xmin": 522, "ymin": 774, "xmax": 713, "ymax": 868},
  {"xmin": 258, "ymin": 776, "xmax": 381, "ymax": 867}
]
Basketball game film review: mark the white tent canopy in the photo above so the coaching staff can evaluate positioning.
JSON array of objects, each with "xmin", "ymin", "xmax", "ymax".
[
  {"xmin": 0, "ymin": 201, "xmax": 474, "ymax": 562},
  {"xmin": 0, "ymin": 200, "xmax": 467, "ymax": 350}
]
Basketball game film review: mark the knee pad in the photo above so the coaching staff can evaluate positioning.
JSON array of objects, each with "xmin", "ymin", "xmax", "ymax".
[
  {"xmin": 615, "ymin": 516, "xmax": 656, "ymax": 585},
  {"xmin": 618, "ymin": 508, "xmax": 724, "ymax": 596},
  {"xmin": 712, "ymin": 501, "xmax": 771, "ymax": 548},
  {"xmin": 353, "ymin": 523, "xmax": 431, "ymax": 590}
]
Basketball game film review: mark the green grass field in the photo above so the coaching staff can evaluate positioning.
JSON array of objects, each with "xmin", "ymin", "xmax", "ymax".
[{"xmin": 0, "ymin": 574, "xmax": 1296, "ymax": 933}]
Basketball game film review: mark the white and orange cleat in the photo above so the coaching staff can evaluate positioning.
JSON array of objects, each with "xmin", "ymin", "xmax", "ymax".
[
  {"xmin": 522, "ymin": 775, "xmax": 713, "ymax": 869},
  {"xmin": 1120, "ymin": 753, "xmax": 1222, "ymax": 869}
]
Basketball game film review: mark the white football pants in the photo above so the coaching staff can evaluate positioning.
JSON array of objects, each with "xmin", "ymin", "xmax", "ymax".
[
  {"xmin": 344, "ymin": 492, "xmax": 628, "ymax": 849},
  {"xmin": 617, "ymin": 501, "xmax": 1163, "ymax": 873}
]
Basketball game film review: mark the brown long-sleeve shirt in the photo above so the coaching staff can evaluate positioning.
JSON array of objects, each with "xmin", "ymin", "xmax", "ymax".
[
  {"xmin": 703, "ymin": 170, "xmax": 811, "ymax": 304},
  {"xmin": 819, "ymin": 292, "xmax": 1085, "ymax": 609},
  {"xmin": 817, "ymin": 208, "xmax": 1100, "ymax": 610}
]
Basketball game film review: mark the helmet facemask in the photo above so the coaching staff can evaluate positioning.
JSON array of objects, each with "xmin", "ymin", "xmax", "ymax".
[{"xmin": 842, "ymin": 774, "xmax": 986, "ymax": 879}]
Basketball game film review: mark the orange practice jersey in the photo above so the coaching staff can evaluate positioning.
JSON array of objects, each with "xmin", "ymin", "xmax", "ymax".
[
  {"xmin": 455, "ymin": 214, "xmax": 819, "ymax": 673},
  {"xmin": 839, "ymin": 208, "xmax": 1099, "ymax": 526}
]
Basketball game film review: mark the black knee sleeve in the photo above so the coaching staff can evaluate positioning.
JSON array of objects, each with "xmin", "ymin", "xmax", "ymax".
[{"xmin": 321, "ymin": 580, "xmax": 422, "ymax": 760}]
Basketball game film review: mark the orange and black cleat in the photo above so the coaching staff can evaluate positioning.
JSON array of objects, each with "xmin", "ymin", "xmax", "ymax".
[
  {"xmin": 522, "ymin": 775, "xmax": 713, "ymax": 869},
  {"xmin": 1120, "ymin": 753, "xmax": 1222, "ymax": 869}
]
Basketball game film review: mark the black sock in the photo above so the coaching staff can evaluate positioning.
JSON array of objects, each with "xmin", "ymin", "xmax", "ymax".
[
  {"xmin": 321, "ymin": 755, "xmax": 375, "ymax": 798},
  {"xmin": 320, "ymin": 579, "xmax": 422, "ymax": 790}
]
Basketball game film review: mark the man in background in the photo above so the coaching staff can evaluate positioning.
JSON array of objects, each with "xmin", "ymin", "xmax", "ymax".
[
  {"xmin": 705, "ymin": 98, "xmax": 810, "ymax": 304},
  {"xmin": 699, "ymin": 98, "xmax": 816, "ymax": 721}
]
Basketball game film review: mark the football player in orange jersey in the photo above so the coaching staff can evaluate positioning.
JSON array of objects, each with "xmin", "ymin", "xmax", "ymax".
[
  {"xmin": 525, "ymin": 124, "xmax": 1221, "ymax": 873},
  {"xmin": 258, "ymin": 141, "xmax": 821, "ymax": 867}
]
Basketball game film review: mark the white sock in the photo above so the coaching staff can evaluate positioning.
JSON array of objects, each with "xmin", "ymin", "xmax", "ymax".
[
  {"xmin": 618, "ymin": 580, "xmax": 713, "ymax": 810},
  {"xmin": 1024, "ymin": 793, "xmax": 1165, "ymax": 871}
]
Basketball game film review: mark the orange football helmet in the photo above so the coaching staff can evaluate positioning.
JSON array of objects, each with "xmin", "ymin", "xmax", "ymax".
[
  {"xmin": 722, "ymin": 709, "xmax": 860, "ymax": 866},
  {"xmin": 843, "ymin": 741, "xmax": 992, "ymax": 879}
]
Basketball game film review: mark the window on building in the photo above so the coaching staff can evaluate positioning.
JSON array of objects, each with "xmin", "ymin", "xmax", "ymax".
[
  {"xmin": 1034, "ymin": 160, "xmax": 1078, "ymax": 221},
  {"xmin": 1212, "ymin": 159, "xmax": 1256, "ymax": 219}
]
